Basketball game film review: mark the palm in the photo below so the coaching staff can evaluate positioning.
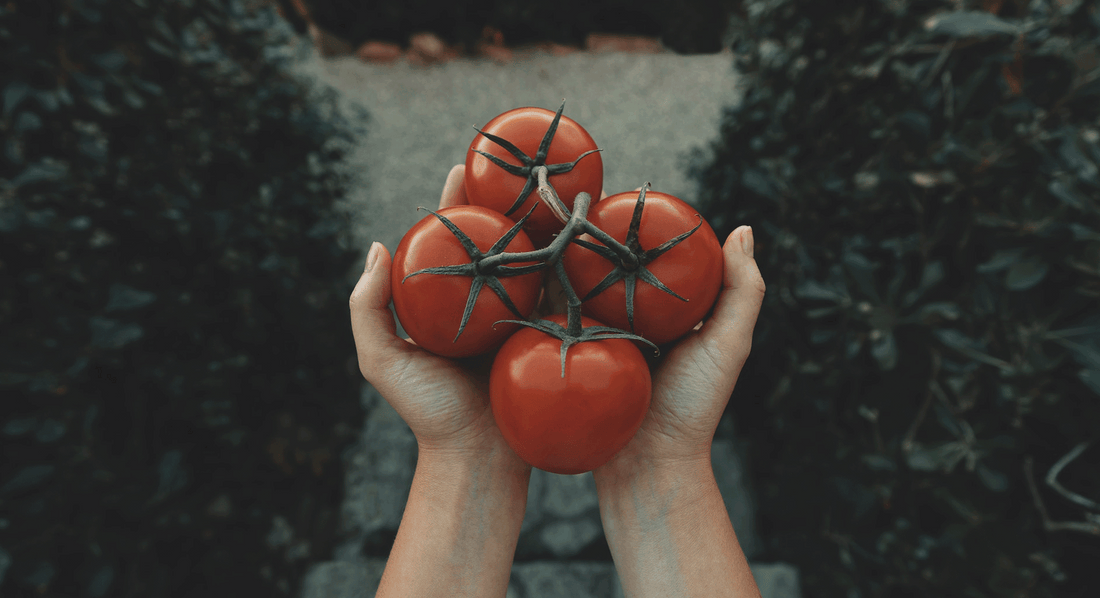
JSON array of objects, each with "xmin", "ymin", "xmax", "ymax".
[
  {"xmin": 602, "ymin": 331, "xmax": 737, "ymax": 465},
  {"xmin": 379, "ymin": 333, "xmax": 500, "ymax": 452},
  {"xmin": 352, "ymin": 165, "xmax": 520, "ymax": 456},
  {"xmin": 597, "ymin": 230, "xmax": 763, "ymax": 469}
]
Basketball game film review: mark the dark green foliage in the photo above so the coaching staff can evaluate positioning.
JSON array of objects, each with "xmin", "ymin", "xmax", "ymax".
[
  {"xmin": 300, "ymin": 0, "xmax": 736, "ymax": 54},
  {"xmin": 1, "ymin": 0, "xmax": 367, "ymax": 596},
  {"xmin": 694, "ymin": 0, "xmax": 1100, "ymax": 595}
]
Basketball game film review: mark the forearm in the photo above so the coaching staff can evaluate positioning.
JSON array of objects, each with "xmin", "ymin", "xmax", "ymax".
[
  {"xmin": 594, "ymin": 456, "xmax": 761, "ymax": 598},
  {"xmin": 376, "ymin": 444, "xmax": 531, "ymax": 598}
]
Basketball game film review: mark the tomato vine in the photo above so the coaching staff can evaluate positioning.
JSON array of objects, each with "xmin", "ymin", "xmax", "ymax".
[{"xmin": 400, "ymin": 101, "xmax": 717, "ymax": 373}]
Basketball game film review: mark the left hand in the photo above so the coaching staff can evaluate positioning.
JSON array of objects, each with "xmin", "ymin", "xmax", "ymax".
[{"xmin": 349, "ymin": 165, "xmax": 527, "ymax": 462}]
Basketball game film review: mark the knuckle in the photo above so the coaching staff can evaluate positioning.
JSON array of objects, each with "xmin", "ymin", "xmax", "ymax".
[{"xmin": 749, "ymin": 271, "xmax": 767, "ymax": 296}]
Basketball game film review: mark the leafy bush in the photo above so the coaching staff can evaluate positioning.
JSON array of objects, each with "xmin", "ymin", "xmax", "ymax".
[
  {"xmin": 693, "ymin": 0, "xmax": 1100, "ymax": 595},
  {"xmin": 298, "ymin": 0, "xmax": 736, "ymax": 53},
  {"xmin": 1, "ymin": 0, "xmax": 367, "ymax": 596}
]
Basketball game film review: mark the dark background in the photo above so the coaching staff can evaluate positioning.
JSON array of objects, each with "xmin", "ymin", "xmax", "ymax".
[{"xmin": 3, "ymin": 0, "xmax": 1099, "ymax": 597}]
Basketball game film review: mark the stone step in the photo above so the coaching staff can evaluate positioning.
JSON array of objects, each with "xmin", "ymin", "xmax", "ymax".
[
  {"xmin": 342, "ymin": 385, "xmax": 761, "ymax": 558},
  {"xmin": 302, "ymin": 558, "xmax": 802, "ymax": 598},
  {"xmin": 304, "ymin": 385, "xmax": 798, "ymax": 597}
]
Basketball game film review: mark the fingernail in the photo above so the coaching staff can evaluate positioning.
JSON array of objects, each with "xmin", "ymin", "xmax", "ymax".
[
  {"xmin": 741, "ymin": 227, "xmax": 754, "ymax": 258},
  {"xmin": 366, "ymin": 242, "xmax": 381, "ymax": 272}
]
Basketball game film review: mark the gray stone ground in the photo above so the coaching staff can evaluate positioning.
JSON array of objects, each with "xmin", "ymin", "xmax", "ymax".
[{"xmin": 276, "ymin": 32, "xmax": 802, "ymax": 598}]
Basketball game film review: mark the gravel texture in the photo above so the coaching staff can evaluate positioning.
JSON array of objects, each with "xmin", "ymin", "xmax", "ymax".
[{"xmin": 281, "ymin": 41, "xmax": 746, "ymax": 255}]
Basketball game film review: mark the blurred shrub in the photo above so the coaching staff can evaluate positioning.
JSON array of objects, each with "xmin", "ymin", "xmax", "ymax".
[
  {"xmin": 1, "ymin": 0, "xmax": 367, "ymax": 596},
  {"xmin": 694, "ymin": 0, "xmax": 1100, "ymax": 595},
  {"xmin": 298, "ymin": 0, "xmax": 736, "ymax": 54}
]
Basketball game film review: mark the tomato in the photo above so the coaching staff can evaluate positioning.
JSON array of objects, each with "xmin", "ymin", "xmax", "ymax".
[
  {"xmin": 489, "ymin": 314, "xmax": 651, "ymax": 474},
  {"xmin": 465, "ymin": 105, "xmax": 603, "ymax": 248},
  {"xmin": 391, "ymin": 206, "xmax": 541, "ymax": 358},
  {"xmin": 562, "ymin": 190, "xmax": 724, "ymax": 346}
]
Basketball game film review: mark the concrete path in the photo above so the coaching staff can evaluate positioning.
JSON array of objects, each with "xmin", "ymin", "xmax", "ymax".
[
  {"xmin": 277, "ymin": 31, "xmax": 801, "ymax": 598},
  {"xmin": 283, "ymin": 42, "xmax": 745, "ymax": 254}
]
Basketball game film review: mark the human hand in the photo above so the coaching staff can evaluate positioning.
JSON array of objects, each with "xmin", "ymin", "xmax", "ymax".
[
  {"xmin": 353, "ymin": 169, "xmax": 537, "ymax": 598},
  {"xmin": 595, "ymin": 225, "xmax": 766, "ymax": 474},
  {"xmin": 348, "ymin": 164, "xmax": 527, "ymax": 463},
  {"xmin": 585, "ymin": 225, "xmax": 765, "ymax": 598}
]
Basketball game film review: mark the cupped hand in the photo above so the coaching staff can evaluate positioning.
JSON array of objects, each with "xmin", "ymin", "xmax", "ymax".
[
  {"xmin": 596, "ymin": 225, "xmax": 766, "ymax": 471},
  {"xmin": 349, "ymin": 165, "xmax": 521, "ymax": 460}
]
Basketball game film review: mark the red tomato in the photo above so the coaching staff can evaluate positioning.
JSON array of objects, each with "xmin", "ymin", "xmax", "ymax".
[
  {"xmin": 391, "ymin": 206, "xmax": 541, "ymax": 358},
  {"xmin": 562, "ymin": 190, "xmax": 723, "ymax": 346},
  {"xmin": 465, "ymin": 106, "xmax": 603, "ymax": 248},
  {"xmin": 489, "ymin": 314, "xmax": 651, "ymax": 474}
]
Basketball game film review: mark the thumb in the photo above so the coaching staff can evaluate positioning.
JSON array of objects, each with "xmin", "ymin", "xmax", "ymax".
[
  {"xmin": 695, "ymin": 226, "xmax": 766, "ymax": 382},
  {"xmin": 349, "ymin": 242, "xmax": 406, "ymax": 382}
]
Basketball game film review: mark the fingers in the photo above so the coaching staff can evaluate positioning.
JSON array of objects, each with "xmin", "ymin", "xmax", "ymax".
[
  {"xmin": 696, "ymin": 226, "xmax": 766, "ymax": 377},
  {"xmin": 440, "ymin": 164, "xmax": 468, "ymax": 208},
  {"xmin": 349, "ymin": 242, "xmax": 406, "ymax": 382}
]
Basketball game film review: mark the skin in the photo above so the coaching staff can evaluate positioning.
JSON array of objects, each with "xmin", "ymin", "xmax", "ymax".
[{"xmin": 349, "ymin": 164, "xmax": 766, "ymax": 597}]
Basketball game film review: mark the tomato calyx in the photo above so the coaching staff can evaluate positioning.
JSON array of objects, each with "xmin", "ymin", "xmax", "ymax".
[
  {"xmin": 486, "ymin": 190, "xmax": 658, "ymax": 377},
  {"xmin": 472, "ymin": 99, "xmax": 603, "ymax": 218},
  {"xmin": 495, "ymin": 317, "xmax": 658, "ymax": 377},
  {"xmin": 402, "ymin": 204, "xmax": 545, "ymax": 343},
  {"xmin": 570, "ymin": 183, "xmax": 703, "ymax": 333}
]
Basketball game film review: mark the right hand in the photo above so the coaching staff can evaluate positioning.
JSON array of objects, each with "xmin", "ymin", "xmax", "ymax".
[{"xmin": 594, "ymin": 225, "xmax": 766, "ymax": 473}]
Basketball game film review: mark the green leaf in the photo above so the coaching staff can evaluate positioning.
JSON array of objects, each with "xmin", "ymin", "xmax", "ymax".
[
  {"xmin": 88, "ymin": 96, "xmax": 117, "ymax": 116},
  {"xmin": 906, "ymin": 446, "xmax": 944, "ymax": 471},
  {"xmin": 13, "ymin": 111, "xmax": 42, "ymax": 132},
  {"xmin": 924, "ymin": 11, "xmax": 1021, "ymax": 38},
  {"xmin": 1079, "ymin": 369, "xmax": 1100, "ymax": 396},
  {"xmin": 1069, "ymin": 224, "xmax": 1100, "ymax": 241},
  {"xmin": 843, "ymin": 249, "xmax": 881, "ymax": 302},
  {"xmin": 934, "ymin": 329, "xmax": 1013, "ymax": 371},
  {"xmin": 7, "ymin": 160, "xmax": 69, "ymax": 188},
  {"xmin": 902, "ymin": 261, "xmax": 944, "ymax": 308},
  {"xmin": 146, "ymin": 37, "xmax": 176, "ymax": 57},
  {"xmin": 1060, "ymin": 135, "xmax": 1099, "ymax": 183},
  {"xmin": 918, "ymin": 302, "xmax": 960, "ymax": 320},
  {"xmin": 134, "ymin": 79, "xmax": 164, "ymax": 96},
  {"xmin": 92, "ymin": 51, "xmax": 128, "ymax": 72},
  {"xmin": 1, "ymin": 465, "xmax": 55, "ymax": 494},
  {"xmin": 1050, "ymin": 179, "xmax": 1085, "ymax": 208},
  {"xmin": 105, "ymin": 284, "xmax": 157, "ymax": 312},
  {"xmin": 3, "ymin": 81, "xmax": 30, "ymax": 118},
  {"xmin": 976, "ymin": 248, "xmax": 1025, "ymax": 273},
  {"xmin": 862, "ymin": 455, "xmax": 897, "ymax": 472},
  {"xmin": 871, "ymin": 330, "xmax": 898, "ymax": 371},
  {"xmin": 0, "ymin": 372, "xmax": 31, "ymax": 386},
  {"xmin": 89, "ymin": 317, "xmax": 144, "ymax": 349},
  {"xmin": 122, "ymin": 88, "xmax": 145, "ymax": 109},
  {"xmin": 1005, "ymin": 257, "xmax": 1048, "ymax": 290},
  {"xmin": 153, "ymin": 16, "xmax": 178, "ymax": 43},
  {"xmin": 933, "ymin": 401, "xmax": 964, "ymax": 439},
  {"xmin": 807, "ymin": 306, "xmax": 843, "ymax": 319},
  {"xmin": 977, "ymin": 463, "xmax": 1008, "ymax": 492},
  {"xmin": 795, "ymin": 279, "xmax": 846, "ymax": 302}
]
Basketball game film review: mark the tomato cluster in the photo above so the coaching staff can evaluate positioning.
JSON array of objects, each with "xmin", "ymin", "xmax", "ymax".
[{"xmin": 390, "ymin": 102, "xmax": 724, "ymax": 474}]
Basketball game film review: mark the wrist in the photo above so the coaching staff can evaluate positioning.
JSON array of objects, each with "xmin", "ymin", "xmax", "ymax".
[
  {"xmin": 413, "ymin": 439, "xmax": 530, "ymax": 505},
  {"xmin": 377, "ymin": 432, "xmax": 531, "ymax": 597},
  {"xmin": 416, "ymin": 423, "xmax": 533, "ymax": 477},
  {"xmin": 594, "ymin": 452, "xmax": 712, "ymax": 493},
  {"xmin": 593, "ymin": 440, "xmax": 712, "ymax": 489},
  {"xmin": 593, "ymin": 452, "xmax": 716, "ymax": 531},
  {"xmin": 590, "ymin": 449, "xmax": 761, "ymax": 598},
  {"xmin": 417, "ymin": 440, "xmax": 532, "ymax": 491}
]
